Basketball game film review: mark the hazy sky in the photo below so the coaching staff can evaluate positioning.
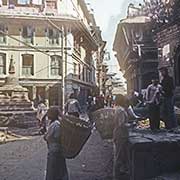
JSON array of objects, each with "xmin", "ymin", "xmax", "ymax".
[{"xmin": 87, "ymin": 0, "xmax": 142, "ymax": 76}]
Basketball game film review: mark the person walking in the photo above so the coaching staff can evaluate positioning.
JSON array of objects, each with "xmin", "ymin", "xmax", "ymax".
[
  {"xmin": 160, "ymin": 67, "xmax": 178, "ymax": 130},
  {"xmin": 65, "ymin": 93, "xmax": 82, "ymax": 118},
  {"xmin": 146, "ymin": 78, "xmax": 162, "ymax": 131},
  {"xmin": 113, "ymin": 94, "xmax": 129, "ymax": 180},
  {"xmin": 44, "ymin": 107, "xmax": 68, "ymax": 180},
  {"xmin": 36, "ymin": 101, "xmax": 48, "ymax": 134}
]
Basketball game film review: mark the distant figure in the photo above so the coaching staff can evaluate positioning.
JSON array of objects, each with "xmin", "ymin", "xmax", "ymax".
[
  {"xmin": 44, "ymin": 107, "xmax": 68, "ymax": 180},
  {"xmin": 65, "ymin": 93, "xmax": 82, "ymax": 117},
  {"xmin": 36, "ymin": 101, "xmax": 47, "ymax": 134},
  {"xmin": 106, "ymin": 95, "xmax": 113, "ymax": 107},
  {"xmin": 128, "ymin": 90, "xmax": 139, "ymax": 106},
  {"xmin": 146, "ymin": 78, "xmax": 162, "ymax": 131},
  {"xmin": 9, "ymin": 56, "xmax": 15, "ymax": 74},
  {"xmin": 87, "ymin": 94, "xmax": 93, "ymax": 110},
  {"xmin": 96, "ymin": 94, "xmax": 105, "ymax": 109},
  {"xmin": 160, "ymin": 67, "xmax": 178, "ymax": 130},
  {"xmin": 113, "ymin": 94, "xmax": 129, "ymax": 180}
]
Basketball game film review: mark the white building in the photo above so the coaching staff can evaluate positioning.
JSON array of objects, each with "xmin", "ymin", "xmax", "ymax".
[{"xmin": 0, "ymin": 0, "xmax": 104, "ymax": 107}]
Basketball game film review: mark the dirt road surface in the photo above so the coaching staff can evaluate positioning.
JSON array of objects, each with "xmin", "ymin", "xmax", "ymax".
[{"xmin": 0, "ymin": 130, "xmax": 113, "ymax": 180}]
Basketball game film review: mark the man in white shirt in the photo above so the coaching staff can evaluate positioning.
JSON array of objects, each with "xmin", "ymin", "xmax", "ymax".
[{"xmin": 146, "ymin": 78, "xmax": 162, "ymax": 131}]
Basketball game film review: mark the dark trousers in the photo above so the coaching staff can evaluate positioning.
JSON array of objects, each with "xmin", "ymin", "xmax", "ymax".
[
  {"xmin": 68, "ymin": 112, "xmax": 79, "ymax": 118},
  {"xmin": 113, "ymin": 139, "xmax": 129, "ymax": 180},
  {"xmin": 162, "ymin": 96, "xmax": 178, "ymax": 129},
  {"xmin": 148, "ymin": 104, "xmax": 160, "ymax": 130},
  {"xmin": 46, "ymin": 152, "xmax": 68, "ymax": 180}
]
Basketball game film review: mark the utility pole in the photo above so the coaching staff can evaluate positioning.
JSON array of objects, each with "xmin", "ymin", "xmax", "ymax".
[{"xmin": 61, "ymin": 26, "xmax": 65, "ymax": 113}]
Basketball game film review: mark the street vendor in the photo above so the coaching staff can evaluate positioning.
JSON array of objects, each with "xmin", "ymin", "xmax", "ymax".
[
  {"xmin": 113, "ymin": 94, "xmax": 129, "ymax": 180},
  {"xmin": 44, "ymin": 107, "xmax": 69, "ymax": 180}
]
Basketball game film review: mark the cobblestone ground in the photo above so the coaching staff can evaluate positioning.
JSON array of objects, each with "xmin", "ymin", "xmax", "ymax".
[{"xmin": 0, "ymin": 130, "xmax": 113, "ymax": 180}]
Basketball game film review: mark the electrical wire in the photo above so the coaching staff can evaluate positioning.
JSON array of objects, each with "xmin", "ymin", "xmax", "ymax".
[{"xmin": 0, "ymin": 2, "xmax": 99, "ymax": 75}]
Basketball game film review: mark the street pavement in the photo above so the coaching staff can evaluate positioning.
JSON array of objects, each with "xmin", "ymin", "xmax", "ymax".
[{"xmin": 0, "ymin": 130, "xmax": 113, "ymax": 180}]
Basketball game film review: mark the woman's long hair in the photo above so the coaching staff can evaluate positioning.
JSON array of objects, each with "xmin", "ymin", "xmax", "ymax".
[{"xmin": 47, "ymin": 107, "xmax": 62, "ymax": 124}]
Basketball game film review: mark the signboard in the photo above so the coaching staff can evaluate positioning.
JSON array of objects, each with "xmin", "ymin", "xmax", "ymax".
[{"xmin": 162, "ymin": 44, "xmax": 170, "ymax": 61}]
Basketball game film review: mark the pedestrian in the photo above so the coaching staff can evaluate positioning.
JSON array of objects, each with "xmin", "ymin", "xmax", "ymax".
[
  {"xmin": 113, "ymin": 94, "xmax": 129, "ymax": 180},
  {"xmin": 146, "ymin": 78, "xmax": 162, "ymax": 131},
  {"xmin": 107, "ymin": 95, "xmax": 113, "ymax": 107},
  {"xmin": 87, "ymin": 94, "xmax": 93, "ymax": 111},
  {"xmin": 160, "ymin": 67, "xmax": 178, "ymax": 130},
  {"xmin": 128, "ymin": 90, "xmax": 139, "ymax": 107},
  {"xmin": 36, "ymin": 100, "xmax": 47, "ymax": 134},
  {"xmin": 44, "ymin": 107, "xmax": 69, "ymax": 180},
  {"xmin": 65, "ymin": 92, "xmax": 82, "ymax": 118},
  {"xmin": 96, "ymin": 94, "xmax": 105, "ymax": 109}
]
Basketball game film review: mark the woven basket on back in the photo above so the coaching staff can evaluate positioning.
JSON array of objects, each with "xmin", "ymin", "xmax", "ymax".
[
  {"xmin": 61, "ymin": 115, "xmax": 91, "ymax": 159},
  {"xmin": 91, "ymin": 108, "xmax": 115, "ymax": 139}
]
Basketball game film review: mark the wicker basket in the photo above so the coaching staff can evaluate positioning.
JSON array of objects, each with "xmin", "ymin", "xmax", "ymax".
[
  {"xmin": 61, "ymin": 115, "xmax": 92, "ymax": 159},
  {"xmin": 91, "ymin": 108, "xmax": 115, "ymax": 139}
]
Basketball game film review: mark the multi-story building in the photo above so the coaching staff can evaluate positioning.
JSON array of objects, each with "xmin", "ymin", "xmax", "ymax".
[
  {"xmin": 0, "ymin": 0, "xmax": 104, "ymax": 107},
  {"xmin": 149, "ymin": 0, "xmax": 180, "ymax": 104},
  {"xmin": 113, "ymin": 4, "xmax": 158, "ymax": 93}
]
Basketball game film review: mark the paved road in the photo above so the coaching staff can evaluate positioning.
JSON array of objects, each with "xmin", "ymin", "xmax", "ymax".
[{"xmin": 0, "ymin": 130, "xmax": 113, "ymax": 180}]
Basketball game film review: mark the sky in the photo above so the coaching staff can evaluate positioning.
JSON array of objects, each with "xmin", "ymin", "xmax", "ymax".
[{"xmin": 86, "ymin": 0, "xmax": 142, "ymax": 81}]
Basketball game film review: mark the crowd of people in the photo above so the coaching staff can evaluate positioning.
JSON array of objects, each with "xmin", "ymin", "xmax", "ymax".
[
  {"xmin": 34, "ymin": 66, "xmax": 178, "ymax": 180},
  {"xmin": 129, "ymin": 67, "xmax": 178, "ymax": 131}
]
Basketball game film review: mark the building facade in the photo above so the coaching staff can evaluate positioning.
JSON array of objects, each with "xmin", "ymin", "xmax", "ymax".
[
  {"xmin": 113, "ymin": 13, "xmax": 158, "ymax": 93},
  {"xmin": 0, "ymin": 0, "xmax": 104, "ymax": 107},
  {"xmin": 151, "ymin": 0, "xmax": 180, "ymax": 103}
]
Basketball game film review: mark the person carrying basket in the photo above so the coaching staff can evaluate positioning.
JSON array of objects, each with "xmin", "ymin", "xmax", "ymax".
[
  {"xmin": 64, "ymin": 93, "xmax": 82, "ymax": 118},
  {"xmin": 44, "ymin": 107, "xmax": 69, "ymax": 180}
]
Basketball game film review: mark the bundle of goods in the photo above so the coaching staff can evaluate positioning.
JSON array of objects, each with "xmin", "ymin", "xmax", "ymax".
[
  {"xmin": 60, "ymin": 115, "xmax": 92, "ymax": 159},
  {"xmin": 137, "ymin": 119, "xmax": 165, "ymax": 129},
  {"xmin": 91, "ymin": 108, "xmax": 115, "ymax": 139}
]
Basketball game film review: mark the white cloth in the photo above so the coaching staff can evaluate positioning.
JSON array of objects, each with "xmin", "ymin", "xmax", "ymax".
[{"xmin": 36, "ymin": 103, "xmax": 47, "ymax": 121}]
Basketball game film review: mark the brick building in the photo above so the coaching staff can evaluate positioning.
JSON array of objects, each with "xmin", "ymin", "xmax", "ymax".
[{"xmin": 150, "ymin": 0, "xmax": 180, "ymax": 103}]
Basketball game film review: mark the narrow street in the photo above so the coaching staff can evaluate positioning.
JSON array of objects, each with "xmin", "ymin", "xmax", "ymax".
[{"xmin": 0, "ymin": 130, "xmax": 113, "ymax": 180}]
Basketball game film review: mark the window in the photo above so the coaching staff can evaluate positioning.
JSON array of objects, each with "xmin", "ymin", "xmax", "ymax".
[
  {"xmin": 0, "ymin": 25, "xmax": 7, "ymax": 44},
  {"xmin": 47, "ymin": 28, "xmax": 60, "ymax": 45},
  {"xmin": 82, "ymin": 66, "xmax": 86, "ymax": 81},
  {"xmin": 74, "ymin": 40, "xmax": 81, "ymax": 56},
  {"xmin": 8, "ymin": 0, "xmax": 15, "ymax": 9},
  {"xmin": 1, "ymin": 0, "xmax": 7, "ymax": 5},
  {"xmin": 78, "ymin": 64, "xmax": 81, "ymax": 79},
  {"xmin": 46, "ymin": 0, "xmax": 57, "ymax": 10},
  {"xmin": 51, "ymin": 55, "xmax": 62, "ymax": 76},
  {"xmin": 17, "ymin": 0, "xmax": 30, "ymax": 5},
  {"xmin": 73, "ymin": 62, "xmax": 77, "ymax": 75},
  {"xmin": 0, "ymin": 53, "xmax": 6, "ymax": 75},
  {"xmin": 32, "ymin": 0, "xmax": 42, "ymax": 5},
  {"xmin": 22, "ymin": 54, "xmax": 34, "ymax": 76},
  {"xmin": 22, "ymin": 26, "xmax": 34, "ymax": 44}
]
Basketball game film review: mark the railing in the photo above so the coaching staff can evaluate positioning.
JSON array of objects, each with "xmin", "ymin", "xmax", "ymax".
[
  {"xmin": 73, "ymin": 48, "xmax": 81, "ymax": 58},
  {"xmin": 22, "ymin": 67, "xmax": 33, "ymax": 76}
]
